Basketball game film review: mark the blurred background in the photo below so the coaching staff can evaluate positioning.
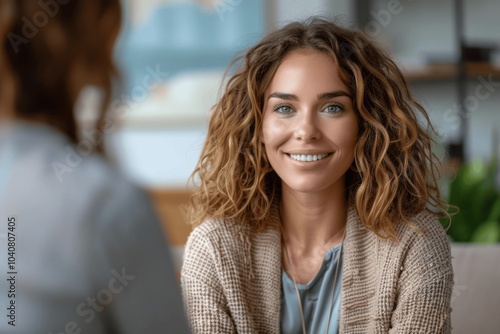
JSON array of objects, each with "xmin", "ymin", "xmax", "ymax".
[
  {"xmin": 83, "ymin": 0, "xmax": 500, "ymax": 242},
  {"xmin": 100, "ymin": 0, "xmax": 500, "ymax": 186},
  {"xmin": 75, "ymin": 0, "xmax": 499, "ymax": 332}
]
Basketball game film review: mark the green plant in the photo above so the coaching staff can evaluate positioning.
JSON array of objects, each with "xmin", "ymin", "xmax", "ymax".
[{"xmin": 443, "ymin": 159, "xmax": 500, "ymax": 243}]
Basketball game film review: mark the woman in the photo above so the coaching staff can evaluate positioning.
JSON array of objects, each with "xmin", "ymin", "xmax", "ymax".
[
  {"xmin": 182, "ymin": 18, "xmax": 453, "ymax": 333},
  {"xmin": 0, "ymin": 1, "xmax": 189, "ymax": 333}
]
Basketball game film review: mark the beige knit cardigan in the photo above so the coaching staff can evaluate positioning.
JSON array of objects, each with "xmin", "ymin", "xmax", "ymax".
[{"xmin": 181, "ymin": 205, "xmax": 453, "ymax": 333}]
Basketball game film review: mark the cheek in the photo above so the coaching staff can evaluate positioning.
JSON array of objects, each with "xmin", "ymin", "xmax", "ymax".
[
  {"xmin": 333, "ymin": 118, "xmax": 359, "ymax": 154},
  {"xmin": 260, "ymin": 112, "xmax": 270, "ymax": 144},
  {"xmin": 261, "ymin": 126, "xmax": 273, "ymax": 145},
  {"xmin": 343, "ymin": 115, "xmax": 359, "ymax": 140},
  {"xmin": 261, "ymin": 116, "xmax": 286, "ymax": 146},
  {"xmin": 262, "ymin": 129, "xmax": 279, "ymax": 164},
  {"xmin": 344, "ymin": 127, "xmax": 359, "ymax": 149}
]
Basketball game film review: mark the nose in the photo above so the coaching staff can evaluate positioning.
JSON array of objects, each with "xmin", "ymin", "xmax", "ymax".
[{"xmin": 293, "ymin": 112, "xmax": 321, "ymax": 142}]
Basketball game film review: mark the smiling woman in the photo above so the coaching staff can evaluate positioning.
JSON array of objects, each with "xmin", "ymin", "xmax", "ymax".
[
  {"xmin": 262, "ymin": 51, "xmax": 358, "ymax": 197},
  {"xmin": 182, "ymin": 17, "xmax": 453, "ymax": 334}
]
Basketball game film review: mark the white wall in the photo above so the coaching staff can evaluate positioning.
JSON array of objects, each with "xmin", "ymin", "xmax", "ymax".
[{"xmin": 109, "ymin": 128, "xmax": 207, "ymax": 188}]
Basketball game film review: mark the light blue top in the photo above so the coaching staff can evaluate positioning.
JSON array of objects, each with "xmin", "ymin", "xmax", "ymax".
[
  {"xmin": 0, "ymin": 126, "xmax": 16, "ymax": 194},
  {"xmin": 281, "ymin": 243, "xmax": 343, "ymax": 334},
  {"xmin": 0, "ymin": 121, "xmax": 190, "ymax": 334}
]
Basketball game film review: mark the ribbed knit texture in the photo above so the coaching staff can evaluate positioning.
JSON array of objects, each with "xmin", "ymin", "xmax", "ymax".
[{"xmin": 181, "ymin": 205, "xmax": 453, "ymax": 333}]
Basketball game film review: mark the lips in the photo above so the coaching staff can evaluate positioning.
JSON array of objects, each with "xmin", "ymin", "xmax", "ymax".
[{"xmin": 287, "ymin": 153, "xmax": 332, "ymax": 162}]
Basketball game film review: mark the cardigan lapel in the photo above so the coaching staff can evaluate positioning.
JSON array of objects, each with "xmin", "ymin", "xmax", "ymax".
[
  {"xmin": 339, "ymin": 206, "xmax": 379, "ymax": 332},
  {"xmin": 251, "ymin": 203, "xmax": 282, "ymax": 333},
  {"xmin": 262, "ymin": 203, "xmax": 380, "ymax": 333}
]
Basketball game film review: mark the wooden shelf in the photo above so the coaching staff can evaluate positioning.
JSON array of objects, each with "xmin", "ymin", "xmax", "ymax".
[
  {"xmin": 148, "ymin": 188, "xmax": 193, "ymax": 247},
  {"xmin": 403, "ymin": 62, "xmax": 500, "ymax": 82}
]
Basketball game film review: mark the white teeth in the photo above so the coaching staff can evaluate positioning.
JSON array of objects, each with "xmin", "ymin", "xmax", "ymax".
[{"xmin": 288, "ymin": 153, "xmax": 329, "ymax": 162}]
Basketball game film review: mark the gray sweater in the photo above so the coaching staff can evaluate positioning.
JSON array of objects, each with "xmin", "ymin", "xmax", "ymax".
[
  {"xmin": 181, "ymin": 204, "xmax": 453, "ymax": 333},
  {"xmin": 0, "ymin": 121, "xmax": 190, "ymax": 334}
]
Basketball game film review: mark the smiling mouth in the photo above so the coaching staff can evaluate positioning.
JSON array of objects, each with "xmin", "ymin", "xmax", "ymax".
[{"xmin": 286, "ymin": 153, "xmax": 332, "ymax": 162}]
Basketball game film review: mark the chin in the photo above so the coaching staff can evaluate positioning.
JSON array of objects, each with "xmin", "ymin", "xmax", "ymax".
[
  {"xmin": 281, "ymin": 174, "xmax": 346, "ymax": 194},
  {"xmin": 283, "ymin": 179, "xmax": 332, "ymax": 194}
]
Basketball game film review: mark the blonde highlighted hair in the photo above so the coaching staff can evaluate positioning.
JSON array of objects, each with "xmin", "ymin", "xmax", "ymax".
[{"xmin": 190, "ymin": 17, "xmax": 449, "ymax": 240}]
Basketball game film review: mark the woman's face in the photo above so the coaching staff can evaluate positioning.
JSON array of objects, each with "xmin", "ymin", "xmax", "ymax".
[{"xmin": 261, "ymin": 50, "xmax": 359, "ymax": 194}]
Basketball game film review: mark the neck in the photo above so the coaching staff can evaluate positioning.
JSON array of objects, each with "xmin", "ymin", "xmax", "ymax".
[{"xmin": 280, "ymin": 180, "xmax": 348, "ymax": 252}]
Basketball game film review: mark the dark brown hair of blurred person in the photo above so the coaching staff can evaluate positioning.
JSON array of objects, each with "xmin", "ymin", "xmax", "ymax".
[{"xmin": 0, "ymin": 0, "xmax": 121, "ymax": 148}]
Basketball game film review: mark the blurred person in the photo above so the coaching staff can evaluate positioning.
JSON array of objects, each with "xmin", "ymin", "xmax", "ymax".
[
  {"xmin": 182, "ymin": 17, "xmax": 454, "ymax": 333},
  {"xmin": 0, "ymin": 0, "xmax": 190, "ymax": 333}
]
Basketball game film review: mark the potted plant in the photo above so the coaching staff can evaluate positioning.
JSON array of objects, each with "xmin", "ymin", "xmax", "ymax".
[{"xmin": 443, "ymin": 157, "xmax": 500, "ymax": 243}]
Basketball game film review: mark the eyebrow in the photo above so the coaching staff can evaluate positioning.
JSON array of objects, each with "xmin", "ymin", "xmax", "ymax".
[
  {"xmin": 318, "ymin": 91, "xmax": 352, "ymax": 99},
  {"xmin": 267, "ymin": 90, "xmax": 351, "ymax": 100}
]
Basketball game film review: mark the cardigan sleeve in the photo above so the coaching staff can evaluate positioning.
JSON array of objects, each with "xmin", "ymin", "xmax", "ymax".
[
  {"xmin": 181, "ymin": 226, "xmax": 237, "ymax": 334},
  {"xmin": 389, "ymin": 215, "xmax": 454, "ymax": 334}
]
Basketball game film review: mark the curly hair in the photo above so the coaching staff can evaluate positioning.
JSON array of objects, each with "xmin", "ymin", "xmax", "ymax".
[
  {"xmin": 189, "ymin": 17, "xmax": 449, "ymax": 240},
  {"xmin": 0, "ymin": 0, "xmax": 121, "ymax": 147}
]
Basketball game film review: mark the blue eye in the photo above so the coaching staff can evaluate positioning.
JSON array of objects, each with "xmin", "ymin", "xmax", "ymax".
[
  {"xmin": 273, "ymin": 105, "xmax": 293, "ymax": 114},
  {"xmin": 323, "ymin": 104, "xmax": 343, "ymax": 114}
]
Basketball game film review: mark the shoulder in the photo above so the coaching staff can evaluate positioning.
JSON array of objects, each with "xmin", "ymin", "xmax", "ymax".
[
  {"xmin": 182, "ymin": 219, "xmax": 241, "ymax": 288},
  {"xmin": 188, "ymin": 218, "xmax": 238, "ymax": 238},
  {"xmin": 185, "ymin": 218, "xmax": 278, "ymax": 255},
  {"xmin": 5, "ymin": 121, "xmax": 154, "ymax": 225},
  {"xmin": 390, "ymin": 210, "xmax": 453, "ymax": 278},
  {"xmin": 184, "ymin": 219, "xmax": 245, "ymax": 263},
  {"xmin": 9, "ymin": 120, "xmax": 135, "ymax": 197},
  {"xmin": 183, "ymin": 219, "xmax": 278, "ymax": 282},
  {"xmin": 186, "ymin": 219, "xmax": 242, "ymax": 248},
  {"xmin": 396, "ymin": 210, "xmax": 450, "ymax": 255}
]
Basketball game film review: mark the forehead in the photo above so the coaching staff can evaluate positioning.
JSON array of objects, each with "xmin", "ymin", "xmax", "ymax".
[{"xmin": 266, "ymin": 50, "xmax": 348, "ymax": 96}]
